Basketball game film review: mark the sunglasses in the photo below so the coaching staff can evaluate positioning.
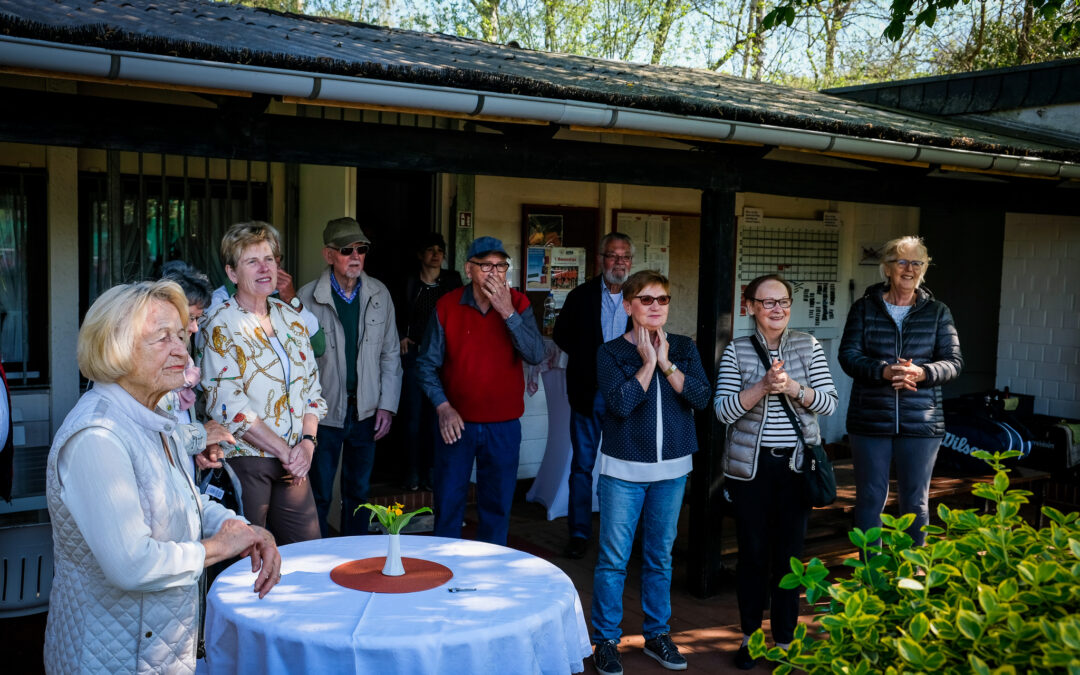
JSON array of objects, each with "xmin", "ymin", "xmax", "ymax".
[
  {"xmin": 634, "ymin": 294, "xmax": 671, "ymax": 306},
  {"xmin": 334, "ymin": 245, "xmax": 369, "ymax": 256}
]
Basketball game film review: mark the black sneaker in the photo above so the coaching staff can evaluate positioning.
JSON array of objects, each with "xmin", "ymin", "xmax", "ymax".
[
  {"xmin": 733, "ymin": 644, "xmax": 758, "ymax": 670},
  {"xmin": 644, "ymin": 633, "xmax": 687, "ymax": 670},
  {"xmin": 563, "ymin": 536, "xmax": 589, "ymax": 559},
  {"xmin": 592, "ymin": 640, "xmax": 623, "ymax": 675}
]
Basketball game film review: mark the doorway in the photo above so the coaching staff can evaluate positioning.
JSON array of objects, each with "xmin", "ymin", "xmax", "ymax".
[{"xmin": 354, "ymin": 168, "xmax": 438, "ymax": 491}]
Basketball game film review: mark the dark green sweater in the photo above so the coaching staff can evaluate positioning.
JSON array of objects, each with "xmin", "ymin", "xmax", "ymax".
[{"xmin": 332, "ymin": 291, "xmax": 360, "ymax": 395}]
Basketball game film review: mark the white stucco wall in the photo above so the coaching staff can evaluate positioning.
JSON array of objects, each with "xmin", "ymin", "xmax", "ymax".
[{"xmin": 996, "ymin": 213, "xmax": 1080, "ymax": 419}]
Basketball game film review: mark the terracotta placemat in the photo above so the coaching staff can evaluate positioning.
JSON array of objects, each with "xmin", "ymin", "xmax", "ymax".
[{"xmin": 330, "ymin": 557, "xmax": 453, "ymax": 593}]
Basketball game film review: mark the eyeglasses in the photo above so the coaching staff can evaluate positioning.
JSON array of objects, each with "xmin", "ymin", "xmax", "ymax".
[
  {"xmin": 602, "ymin": 254, "xmax": 633, "ymax": 263},
  {"xmin": 469, "ymin": 260, "xmax": 511, "ymax": 273},
  {"xmin": 753, "ymin": 297, "xmax": 792, "ymax": 309},
  {"xmin": 634, "ymin": 294, "xmax": 671, "ymax": 306},
  {"xmin": 887, "ymin": 259, "xmax": 926, "ymax": 269},
  {"xmin": 334, "ymin": 245, "xmax": 369, "ymax": 257}
]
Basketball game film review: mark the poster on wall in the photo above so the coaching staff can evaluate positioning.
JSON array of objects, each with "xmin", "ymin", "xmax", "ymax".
[
  {"xmin": 526, "ymin": 247, "xmax": 549, "ymax": 290},
  {"xmin": 548, "ymin": 247, "xmax": 586, "ymax": 290},
  {"xmin": 527, "ymin": 214, "xmax": 564, "ymax": 247}
]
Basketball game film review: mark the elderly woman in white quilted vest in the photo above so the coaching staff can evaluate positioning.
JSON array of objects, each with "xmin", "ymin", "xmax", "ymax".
[
  {"xmin": 45, "ymin": 280, "xmax": 281, "ymax": 674},
  {"xmin": 713, "ymin": 274, "xmax": 838, "ymax": 670}
]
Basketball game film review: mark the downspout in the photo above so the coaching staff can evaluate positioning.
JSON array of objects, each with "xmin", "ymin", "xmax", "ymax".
[{"xmin": 1, "ymin": 35, "xmax": 1077, "ymax": 180}]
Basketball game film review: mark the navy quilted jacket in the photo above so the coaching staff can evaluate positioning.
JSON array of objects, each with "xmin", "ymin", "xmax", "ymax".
[{"xmin": 839, "ymin": 283, "xmax": 963, "ymax": 437}]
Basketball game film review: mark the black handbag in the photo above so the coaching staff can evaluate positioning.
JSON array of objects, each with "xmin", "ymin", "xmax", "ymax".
[
  {"xmin": 748, "ymin": 337, "xmax": 837, "ymax": 507},
  {"xmin": 198, "ymin": 457, "xmax": 245, "ymax": 518}
]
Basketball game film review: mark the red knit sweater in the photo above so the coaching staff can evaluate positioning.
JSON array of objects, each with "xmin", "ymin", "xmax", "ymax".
[{"xmin": 436, "ymin": 286, "xmax": 532, "ymax": 423}]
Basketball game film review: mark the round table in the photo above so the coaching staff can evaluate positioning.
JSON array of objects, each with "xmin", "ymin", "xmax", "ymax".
[{"xmin": 204, "ymin": 535, "xmax": 592, "ymax": 674}]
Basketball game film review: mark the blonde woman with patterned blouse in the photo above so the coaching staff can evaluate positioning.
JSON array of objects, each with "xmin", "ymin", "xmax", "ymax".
[{"xmin": 200, "ymin": 222, "xmax": 327, "ymax": 544}]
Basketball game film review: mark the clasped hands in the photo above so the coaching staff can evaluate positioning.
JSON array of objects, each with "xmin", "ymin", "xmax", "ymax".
[
  {"xmin": 634, "ymin": 325, "xmax": 671, "ymax": 370},
  {"xmin": 760, "ymin": 359, "xmax": 800, "ymax": 398},
  {"xmin": 883, "ymin": 357, "xmax": 926, "ymax": 392}
]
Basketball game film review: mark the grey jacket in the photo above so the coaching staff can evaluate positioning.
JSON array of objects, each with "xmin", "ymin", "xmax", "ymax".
[
  {"xmin": 722, "ymin": 331, "xmax": 823, "ymax": 481},
  {"xmin": 298, "ymin": 268, "xmax": 403, "ymax": 428}
]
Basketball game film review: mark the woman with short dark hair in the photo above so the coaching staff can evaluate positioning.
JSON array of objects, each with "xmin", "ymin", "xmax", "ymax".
[
  {"xmin": 714, "ymin": 273, "xmax": 838, "ymax": 669},
  {"xmin": 590, "ymin": 270, "xmax": 710, "ymax": 675},
  {"xmin": 159, "ymin": 259, "xmax": 233, "ymax": 478}
]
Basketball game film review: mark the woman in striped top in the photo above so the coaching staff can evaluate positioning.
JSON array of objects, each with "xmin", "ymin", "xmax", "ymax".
[{"xmin": 713, "ymin": 274, "xmax": 838, "ymax": 670}]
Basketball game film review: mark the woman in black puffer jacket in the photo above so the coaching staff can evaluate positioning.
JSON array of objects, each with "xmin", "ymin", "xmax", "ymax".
[{"xmin": 840, "ymin": 236, "xmax": 963, "ymax": 546}]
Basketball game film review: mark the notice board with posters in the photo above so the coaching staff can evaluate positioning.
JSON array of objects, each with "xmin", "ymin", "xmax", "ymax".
[
  {"xmin": 612, "ymin": 209, "xmax": 699, "ymax": 339},
  {"xmin": 734, "ymin": 210, "xmax": 843, "ymax": 337},
  {"xmin": 520, "ymin": 205, "xmax": 601, "ymax": 334}
]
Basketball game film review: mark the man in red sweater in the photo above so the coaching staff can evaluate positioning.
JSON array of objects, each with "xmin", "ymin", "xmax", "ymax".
[{"xmin": 416, "ymin": 236, "xmax": 544, "ymax": 545}]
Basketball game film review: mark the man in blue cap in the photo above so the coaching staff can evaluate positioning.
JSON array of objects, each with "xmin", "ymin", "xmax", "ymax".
[{"xmin": 417, "ymin": 236, "xmax": 544, "ymax": 545}]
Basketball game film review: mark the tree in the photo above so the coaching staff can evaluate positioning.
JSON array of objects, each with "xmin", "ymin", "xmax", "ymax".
[{"xmin": 763, "ymin": 0, "xmax": 1080, "ymax": 45}]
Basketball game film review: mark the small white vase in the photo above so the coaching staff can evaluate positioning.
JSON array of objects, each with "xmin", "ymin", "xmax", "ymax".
[{"xmin": 382, "ymin": 534, "xmax": 405, "ymax": 576}]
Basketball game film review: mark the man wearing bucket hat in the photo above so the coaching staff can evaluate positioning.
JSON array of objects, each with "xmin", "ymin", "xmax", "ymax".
[
  {"xmin": 298, "ymin": 217, "xmax": 403, "ymax": 537},
  {"xmin": 416, "ymin": 236, "xmax": 544, "ymax": 545}
]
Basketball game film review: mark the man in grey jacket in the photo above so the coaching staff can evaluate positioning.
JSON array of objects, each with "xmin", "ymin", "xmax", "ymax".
[{"xmin": 298, "ymin": 217, "xmax": 403, "ymax": 536}]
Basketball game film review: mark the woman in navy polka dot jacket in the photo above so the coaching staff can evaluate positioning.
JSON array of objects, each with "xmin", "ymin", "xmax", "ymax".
[{"xmin": 589, "ymin": 270, "xmax": 710, "ymax": 674}]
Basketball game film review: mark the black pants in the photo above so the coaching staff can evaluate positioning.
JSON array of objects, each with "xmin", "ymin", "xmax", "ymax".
[{"xmin": 729, "ymin": 451, "xmax": 810, "ymax": 644}]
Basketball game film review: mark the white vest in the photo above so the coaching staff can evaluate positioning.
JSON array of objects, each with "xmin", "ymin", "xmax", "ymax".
[{"xmin": 45, "ymin": 385, "xmax": 203, "ymax": 674}]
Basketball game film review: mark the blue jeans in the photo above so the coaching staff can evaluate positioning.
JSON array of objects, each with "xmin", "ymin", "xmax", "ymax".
[
  {"xmin": 591, "ymin": 473, "xmax": 687, "ymax": 643},
  {"xmin": 568, "ymin": 391, "xmax": 605, "ymax": 540},
  {"xmin": 850, "ymin": 434, "xmax": 942, "ymax": 546},
  {"xmin": 400, "ymin": 350, "xmax": 435, "ymax": 486},
  {"xmin": 433, "ymin": 419, "xmax": 521, "ymax": 545},
  {"xmin": 310, "ymin": 414, "xmax": 377, "ymax": 537}
]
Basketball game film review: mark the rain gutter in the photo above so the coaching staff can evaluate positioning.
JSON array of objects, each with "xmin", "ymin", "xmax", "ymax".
[{"xmin": 2, "ymin": 35, "xmax": 1077, "ymax": 180}]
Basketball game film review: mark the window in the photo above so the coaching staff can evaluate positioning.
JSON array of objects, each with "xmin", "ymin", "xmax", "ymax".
[
  {"xmin": 78, "ymin": 155, "xmax": 269, "ymax": 315},
  {"xmin": 0, "ymin": 171, "xmax": 48, "ymax": 387}
]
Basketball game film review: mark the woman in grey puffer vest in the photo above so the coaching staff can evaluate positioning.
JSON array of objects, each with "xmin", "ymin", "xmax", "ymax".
[
  {"xmin": 839, "ymin": 236, "xmax": 963, "ymax": 548},
  {"xmin": 714, "ymin": 275, "xmax": 838, "ymax": 670}
]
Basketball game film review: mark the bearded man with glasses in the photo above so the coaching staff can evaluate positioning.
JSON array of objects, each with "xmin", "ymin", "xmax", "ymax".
[
  {"xmin": 417, "ymin": 236, "xmax": 544, "ymax": 545},
  {"xmin": 552, "ymin": 232, "xmax": 634, "ymax": 560},
  {"xmin": 298, "ymin": 217, "xmax": 403, "ymax": 537}
]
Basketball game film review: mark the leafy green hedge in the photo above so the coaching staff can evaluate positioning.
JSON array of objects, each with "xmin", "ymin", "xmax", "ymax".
[{"xmin": 750, "ymin": 450, "xmax": 1080, "ymax": 674}]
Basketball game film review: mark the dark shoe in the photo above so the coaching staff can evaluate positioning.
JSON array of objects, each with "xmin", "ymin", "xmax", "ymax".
[
  {"xmin": 734, "ymin": 644, "xmax": 758, "ymax": 670},
  {"xmin": 644, "ymin": 633, "xmax": 687, "ymax": 670},
  {"xmin": 592, "ymin": 640, "xmax": 622, "ymax": 675},
  {"xmin": 404, "ymin": 482, "xmax": 420, "ymax": 492},
  {"xmin": 563, "ymin": 536, "xmax": 589, "ymax": 559}
]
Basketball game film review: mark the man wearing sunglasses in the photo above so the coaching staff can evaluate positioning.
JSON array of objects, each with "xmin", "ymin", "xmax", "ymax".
[
  {"xmin": 552, "ymin": 232, "xmax": 634, "ymax": 560},
  {"xmin": 417, "ymin": 236, "xmax": 545, "ymax": 545},
  {"xmin": 298, "ymin": 217, "xmax": 403, "ymax": 537}
]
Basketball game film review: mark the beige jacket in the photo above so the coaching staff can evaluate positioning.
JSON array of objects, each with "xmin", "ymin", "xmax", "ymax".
[
  {"xmin": 199, "ymin": 296, "xmax": 327, "ymax": 458},
  {"xmin": 298, "ymin": 268, "xmax": 402, "ymax": 428}
]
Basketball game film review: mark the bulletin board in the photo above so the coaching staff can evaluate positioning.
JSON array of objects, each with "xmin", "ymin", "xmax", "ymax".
[
  {"xmin": 735, "ymin": 215, "xmax": 842, "ymax": 335},
  {"xmin": 520, "ymin": 205, "xmax": 601, "ymax": 334},
  {"xmin": 613, "ymin": 209, "xmax": 700, "ymax": 339}
]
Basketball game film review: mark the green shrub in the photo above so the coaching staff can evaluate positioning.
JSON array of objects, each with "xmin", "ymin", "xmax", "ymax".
[{"xmin": 750, "ymin": 450, "xmax": 1080, "ymax": 674}]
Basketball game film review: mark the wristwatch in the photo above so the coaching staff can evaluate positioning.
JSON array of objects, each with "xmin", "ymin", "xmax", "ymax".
[
  {"xmin": 797, "ymin": 386, "xmax": 806, "ymax": 403},
  {"xmin": 301, "ymin": 433, "xmax": 318, "ymax": 448},
  {"xmin": 662, "ymin": 363, "xmax": 678, "ymax": 377},
  {"xmin": 289, "ymin": 297, "xmax": 303, "ymax": 311}
]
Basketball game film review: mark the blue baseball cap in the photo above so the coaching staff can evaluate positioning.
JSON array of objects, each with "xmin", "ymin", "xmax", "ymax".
[{"xmin": 466, "ymin": 236, "xmax": 509, "ymax": 260}]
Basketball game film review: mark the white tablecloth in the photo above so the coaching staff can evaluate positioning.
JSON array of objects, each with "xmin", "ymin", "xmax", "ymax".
[{"xmin": 205, "ymin": 536, "xmax": 591, "ymax": 675}]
